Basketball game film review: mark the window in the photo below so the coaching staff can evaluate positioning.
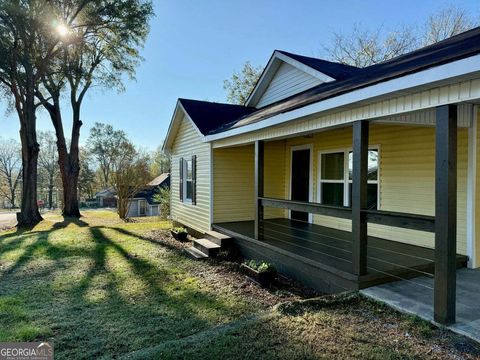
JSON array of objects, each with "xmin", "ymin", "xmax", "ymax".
[
  {"xmin": 320, "ymin": 152, "xmax": 345, "ymax": 207},
  {"xmin": 319, "ymin": 148, "xmax": 379, "ymax": 209},
  {"xmin": 179, "ymin": 155, "xmax": 196, "ymax": 204},
  {"xmin": 184, "ymin": 159, "xmax": 193, "ymax": 201},
  {"xmin": 139, "ymin": 200, "xmax": 147, "ymax": 216}
]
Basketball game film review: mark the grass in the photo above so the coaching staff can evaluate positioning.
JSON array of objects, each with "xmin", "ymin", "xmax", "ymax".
[
  {"xmin": 0, "ymin": 211, "xmax": 261, "ymax": 359},
  {"xmin": 0, "ymin": 210, "xmax": 479, "ymax": 359}
]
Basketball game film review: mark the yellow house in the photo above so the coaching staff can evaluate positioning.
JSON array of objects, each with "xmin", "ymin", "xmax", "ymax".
[{"xmin": 164, "ymin": 28, "xmax": 480, "ymax": 327}]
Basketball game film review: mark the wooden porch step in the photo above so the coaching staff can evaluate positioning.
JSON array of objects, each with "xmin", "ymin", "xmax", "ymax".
[
  {"xmin": 193, "ymin": 238, "xmax": 221, "ymax": 257},
  {"xmin": 184, "ymin": 247, "xmax": 208, "ymax": 260},
  {"xmin": 204, "ymin": 230, "xmax": 233, "ymax": 247}
]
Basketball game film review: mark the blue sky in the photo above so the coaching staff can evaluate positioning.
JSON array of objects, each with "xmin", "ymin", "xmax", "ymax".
[{"xmin": 0, "ymin": 0, "xmax": 479, "ymax": 150}]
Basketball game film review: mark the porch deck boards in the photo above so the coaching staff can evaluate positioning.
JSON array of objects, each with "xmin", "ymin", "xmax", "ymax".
[{"xmin": 213, "ymin": 218, "xmax": 468, "ymax": 290}]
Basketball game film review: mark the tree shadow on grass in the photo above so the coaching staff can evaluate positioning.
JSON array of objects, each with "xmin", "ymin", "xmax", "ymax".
[
  {"xmin": 0, "ymin": 222, "xmax": 253, "ymax": 359},
  {"xmin": 51, "ymin": 217, "xmax": 88, "ymax": 230},
  {"xmin": 40, "ymin": 226, "xmax": 249, "ymax": 358},
  {"xmin": 111, "ymin": 226, "xmax": 183, "ymax": 252}
]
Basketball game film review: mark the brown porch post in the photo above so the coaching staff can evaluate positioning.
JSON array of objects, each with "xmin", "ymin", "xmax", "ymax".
[
  {"xmin": 254, "ymin": 140, "xmax": 264, "ymax": 240},
  {"xmin": 434, "ymin": 104, "xmax": 457, "ymax": 325},
  {"xmin": 352, "ymin": 120, "xmax": 369, "ymax": 276}
]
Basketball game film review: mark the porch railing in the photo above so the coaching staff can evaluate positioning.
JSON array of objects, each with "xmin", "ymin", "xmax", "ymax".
[
  {"xmin": 258, "ymin": 197, "xmax": 435, "ymax": 233},
  {"xmin": 259, "ymin": 197, "xmax": 351, "ymax": 219}
]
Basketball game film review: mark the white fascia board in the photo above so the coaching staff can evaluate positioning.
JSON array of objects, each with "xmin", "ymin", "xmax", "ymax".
[
  {"xmin": 162, "ymin": 100, "xmax": 182, "ymax": 153},
  {"xmin": 275, "ymin": 51, "xmax": 336, "ymax": 83},
  {"xmin": 245, "ymin": 50, "xmax": 335, "ymax": 107},
  {"xmin": 205, "ymin": 54, "xmax": 480, "ymax": 142}
]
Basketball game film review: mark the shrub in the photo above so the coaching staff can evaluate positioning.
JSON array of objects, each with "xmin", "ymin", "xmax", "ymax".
[
  {"xmin": 172, "ymin": 226, "xmax": 187, "ymax": 234},
  {"xmin": 154, "ymin": 187, "xmax": 170, "ymax": 219},
  {"xmin": 245, "ymin": 260, "xmax": 276, "ymax": 273}
]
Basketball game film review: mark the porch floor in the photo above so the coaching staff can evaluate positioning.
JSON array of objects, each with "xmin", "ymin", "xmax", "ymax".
[
  {"xmin": 362, "ymin": 268, "xmax": 480, "ymax": 343},
  {"xmin": 213, "ymin": 218, "xmax": 468, "ymax": 290}
]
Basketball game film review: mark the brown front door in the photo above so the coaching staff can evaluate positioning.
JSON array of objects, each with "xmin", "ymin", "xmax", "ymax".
[{"xmin": 290, "ymin": 148, "xmax": 310, "ymax": 223}]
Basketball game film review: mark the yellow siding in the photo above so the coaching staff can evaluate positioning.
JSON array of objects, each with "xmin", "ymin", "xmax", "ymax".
[
  {"xmin": 170, "ymin": 116, "xmax": 211, "ymax": 232},
  {"xmin": 211, "ymin": 122, "xmax": 471, "ymax": 255},
  {"xmin": 264, "ymin": 141, "xmax": 287, "ymax": 218},
  {"xmin": 280, "ymin": 124, "xmax": 469, "ymax": 254},
  {"xmin": 213, "ymin": 145, "xmax": 254, "ymax": 223},
  {"xmin": 212, "ymin": 141, "xmax": 287, "ymax": 222}
]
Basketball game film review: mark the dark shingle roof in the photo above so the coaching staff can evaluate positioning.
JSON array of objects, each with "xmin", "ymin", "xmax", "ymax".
[
  {"xmin": 178, "ymin": 27, "xmax": 480, "ymax": 137},
  {"xmin": 278, "ymin": 50, "xmax": 360, "ymax": 80},
  {"xmin": 179, "ymin": 98, "xmax": 256, "ymax": 135}
]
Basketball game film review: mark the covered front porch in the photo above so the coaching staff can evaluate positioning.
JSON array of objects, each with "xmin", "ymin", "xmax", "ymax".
[{"xmin": 211, "ymin": 104, "xmax": 476, "ymax": 325}]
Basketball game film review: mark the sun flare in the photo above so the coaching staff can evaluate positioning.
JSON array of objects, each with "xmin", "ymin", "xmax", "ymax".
[{"xmin": 56, "ymin": 24, "xmax": 70, "ymax": 37}]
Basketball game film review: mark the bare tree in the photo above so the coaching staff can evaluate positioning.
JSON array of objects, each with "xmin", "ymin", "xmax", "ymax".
[
  {"xmin": 423, "ymin": 6, "xmax": 477, "ymax": 45},
  {"xmin": 325, "ymin": 24, "xmax": 417, "ymax": 67},
  {"xmin": 0, "ymin": 138, "xmax": 22, "ymax": 208},
  {"xmin": 112, "ymin": 143, "xmax": 150, "ymax": 220},
  {"xmin": 324, "ymin": 6, "xmax": 478, "ymax": 67},
  {"xmin": 223, "ymin": 61, "xmax": 263, "ymax": 104},
  {"xmin": 38, "ymin": 131, "xmax": 59, "ymax": 209}
]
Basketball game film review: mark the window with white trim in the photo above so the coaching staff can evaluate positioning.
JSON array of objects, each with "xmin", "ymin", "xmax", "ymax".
[
  {"xmin": 179, "ymin": 155, "xmax": 196, "ymax": 204},
  {"xmin": 184, "ymin": 159, "xmax": 193, "ymax": 202},
  {"xmin": 319, "ymin": 148, "xmax": 379, "ymax": 209}
]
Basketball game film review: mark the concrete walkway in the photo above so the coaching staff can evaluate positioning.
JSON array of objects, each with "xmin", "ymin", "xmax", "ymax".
[{"xmin": 361, "ymin": 268, "xmax": 480, "ymax": 343}]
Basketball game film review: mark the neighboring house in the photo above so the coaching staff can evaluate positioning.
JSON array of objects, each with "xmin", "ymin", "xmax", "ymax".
[
  {"xmin": 95, "ymin": 187, "xmax": 117, "ymax": 208},
  {"xmin": 126, "ymin": 173, "xmax": 170, "ymax": 217},
  {"xmin": 163, "ymin": 28, "xmax": 480, "ymax": 327}
]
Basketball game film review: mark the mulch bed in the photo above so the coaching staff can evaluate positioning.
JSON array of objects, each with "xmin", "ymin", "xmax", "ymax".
[{"xmin": 142, "ymin": 229, "xmax": 319, "ymax": 307}]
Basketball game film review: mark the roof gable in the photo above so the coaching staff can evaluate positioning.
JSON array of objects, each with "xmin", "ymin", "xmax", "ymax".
[{"xmin": 246, "ymin": 50, "xmax": 359, "ymax": 108}]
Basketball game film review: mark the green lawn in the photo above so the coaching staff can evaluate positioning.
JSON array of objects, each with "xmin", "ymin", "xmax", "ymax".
[{"xmin": 0, "ymin": 210, "xmax": 478, "ymax": 359}]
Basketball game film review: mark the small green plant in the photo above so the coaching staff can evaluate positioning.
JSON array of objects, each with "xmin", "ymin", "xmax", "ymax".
[
  {"xmin": 153, "ymin": 187, "xmax": 170, "ymax": 219},
  {"xmin": 245, "ymin": 260, "xmax": 276, "ymax": 273},
  {"xmin": 172, "ymin": 226, "xmax": 187, "ymax": 234}
]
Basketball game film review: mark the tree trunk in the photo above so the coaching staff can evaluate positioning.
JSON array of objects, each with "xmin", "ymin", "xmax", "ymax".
[
  {"xmin": 11, "ymin": 189, "xmax": 16, "ymax": 208},
  {"xmin": 48, "ymin": 176, "xmax": 53, "ymax": 209},
  {"xmin": 61, "ymin": 155, "xmax": 81, "ymax": 217},
  {"xmin": 17, "ymin": 103, "xmax": 42, "ymax": 226},
  {"xmin": 46, "ymin": 99, "xmax": 81, "ymax": 218},
  {"xmin": 63, "ymin": 104, "xmax": 82, "ymax": 218}
]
